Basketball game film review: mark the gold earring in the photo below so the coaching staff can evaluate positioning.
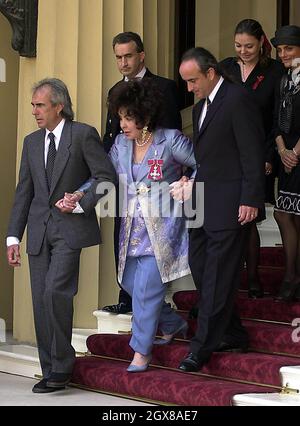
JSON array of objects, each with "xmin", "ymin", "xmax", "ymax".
[{"xmin": 142, "ymin": 126, "xmax": 148, "ymax": 141}]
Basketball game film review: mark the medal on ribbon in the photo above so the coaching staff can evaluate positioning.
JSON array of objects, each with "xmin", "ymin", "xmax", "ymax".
[{"xmin": 147, "ymin": 159, "xmax": 163, "ymax": 181}]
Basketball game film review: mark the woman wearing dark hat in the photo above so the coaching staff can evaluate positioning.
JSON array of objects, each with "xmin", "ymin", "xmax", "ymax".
[
  {"xmin": 271, "ymin": 25, "xmax": 300, "ymax": 302},
  {"xmin": 221, "ymin": 19, "xmax": 285, "ymax": 299}
]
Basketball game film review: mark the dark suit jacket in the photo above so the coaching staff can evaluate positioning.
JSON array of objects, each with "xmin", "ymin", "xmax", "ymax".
[
  {"xmin": 7, "ymin": 120, "xmax": 117, "ymax": 254},
  {"xmin": 193, "ymin": 79, "xmax": 265, "ymax": 231},
  {"xmin": 102, "ymin": 68, "xmax": 182, "ymax": 153}
]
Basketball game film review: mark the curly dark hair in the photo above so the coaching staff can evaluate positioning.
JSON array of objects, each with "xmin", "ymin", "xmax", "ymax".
[{"xmin": 108, "ymin": 78, "xmax": 164, "ymax": 131}]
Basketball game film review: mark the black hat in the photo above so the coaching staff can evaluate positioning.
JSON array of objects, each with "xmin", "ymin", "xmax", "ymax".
[{"xmin": 271, "ymin": 25, "xmax": 300, "ymax": 47}]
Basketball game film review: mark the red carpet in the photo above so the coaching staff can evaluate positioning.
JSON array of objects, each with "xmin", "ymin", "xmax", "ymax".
[
  {"xmin": 174, "ymin": 291, "xmax": 300, "ymax": 323},
  {"xmin": 85, "ymin": 333, "xmax": 299, "ymax": 387},
  {"xmin": 72, "ymin": 247, "xmax": 300, "ymax": 405},
  {"xmin": 259, "ymin": 247, "xmax": 284, "ymax": 266},
  {"xmin": 72, "ymin": 356, "xmax": 275, "ymax": 406}
]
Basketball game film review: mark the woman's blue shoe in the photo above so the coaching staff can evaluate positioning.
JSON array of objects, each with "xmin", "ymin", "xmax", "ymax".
[
  {"xmin": 127, "ymin": 363, "xmax": 149, "ymax": 373},
  {"xmin": 154, "ymin": 321, "xmax": 188, "ymax": 345},
  {"xmin": 127, "ymin": 355, "xmax": 152, "ymax": 373}
]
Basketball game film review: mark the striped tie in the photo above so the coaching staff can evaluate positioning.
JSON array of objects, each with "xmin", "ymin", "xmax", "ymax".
[{"xmin": 46, "ymin": 132, "xmax": 56, "ymax": 190}]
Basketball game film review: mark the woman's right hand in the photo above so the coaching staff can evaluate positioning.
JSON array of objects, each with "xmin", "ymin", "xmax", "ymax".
[{"xmin": 280, "ymin": 149, "xmax": 298, "ymax": 170}]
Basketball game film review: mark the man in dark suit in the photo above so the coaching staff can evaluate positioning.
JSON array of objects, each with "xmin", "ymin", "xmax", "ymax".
[
  {"xmin": 102, "ymin": 31, "xmax": 182, "ymax": 314},
  {"xmin": 6, "ymin": 78, "xmax": 116, "ymax": 392},
  {"xmin": 177, "ymin": 48, "xmax": 265, "ymax": 372}
]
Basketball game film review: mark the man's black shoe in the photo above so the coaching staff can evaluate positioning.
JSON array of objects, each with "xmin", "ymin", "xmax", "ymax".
[
  {"xmin": 274, "ymin": 280, "xmax": 299, "ymax": 302},
  {"xmin": 216, "ymin": 341, "xmax": 248, "ymax": 353},
  {"xmin": 46, "ymin": 373, "xmax": 71, "ymax": 388},
  {"xmin": 188, "ymin": 306, "xmax": 198, "ymax": 319},
  {"xmin": 32, "ymin": 378, "xmax": 65, "ymax": 393},
  {"xmin": 102, "ymin": 302, "xmax": 132, "ymax": 314},
  {"xmin": 178, "ymin": 353, "xmax": 205, "ymax": 372},
  {"xmin": 248, "ymin": 280, "xmax": 264, "ymax": 299}
]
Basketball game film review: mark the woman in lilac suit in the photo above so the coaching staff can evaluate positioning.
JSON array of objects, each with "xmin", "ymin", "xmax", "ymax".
[{"xmin": 107, "ymin": 79, "xmax": 196, "ymax": 371}]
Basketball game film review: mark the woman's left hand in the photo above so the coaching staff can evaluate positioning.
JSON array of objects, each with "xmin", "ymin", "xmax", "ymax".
[
  {"xmin": 170, "ymin": 178, "xmax": 194, "ymax": 202},
  {"xmin": 55, "ymin": 192, "xmax": 83, "ymax": 213}
]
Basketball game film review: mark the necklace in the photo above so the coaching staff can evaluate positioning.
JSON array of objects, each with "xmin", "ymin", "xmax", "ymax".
[
  {"xmin": 240, "ymin": 61, "xmax": 256, "ymax": 83},
  {"xmin": 241, "ymin": 62, "xmax": 249, "ymax": 82},
  {"xmin": 135, "ymin": 131, "xmax": 152, "ymax": 147}
]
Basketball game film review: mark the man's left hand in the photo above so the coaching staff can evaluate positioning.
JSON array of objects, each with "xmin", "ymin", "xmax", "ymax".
[{"xmin": 238, "ymin": 205, "xmax": 258, "ymax": 225}]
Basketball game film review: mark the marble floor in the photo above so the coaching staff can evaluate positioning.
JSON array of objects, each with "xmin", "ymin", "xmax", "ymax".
[{"xmin": 0, "ymin": 372, "xmax": 152, "ymax": 406}]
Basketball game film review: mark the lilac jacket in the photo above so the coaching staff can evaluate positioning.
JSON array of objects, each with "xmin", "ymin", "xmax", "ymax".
[{"xmin": 109, "ymin": 128, "xmax": 196, "ymax": 284}]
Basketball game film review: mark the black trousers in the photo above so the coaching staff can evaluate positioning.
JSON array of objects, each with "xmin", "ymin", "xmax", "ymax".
[{"xmin": 189, "ymin": 225, "xmax": 248, "ymax": 362}]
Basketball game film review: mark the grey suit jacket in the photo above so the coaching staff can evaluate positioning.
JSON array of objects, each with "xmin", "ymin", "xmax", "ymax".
[{"xmin": 7, "ymin": 120, "xmax": 117, "ymax": 254}]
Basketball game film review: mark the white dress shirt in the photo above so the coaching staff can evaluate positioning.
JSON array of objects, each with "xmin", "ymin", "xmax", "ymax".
[
  {"xmin": 124, "ymin": 66, "xmax": 147, "ymax": 82},
  {"xmin": 198, "ymin": 76, "xmax": 224, "ymax": 130},
  {"xmin": 44, "ymin": 119, "xmax": 65, "ymax": 165}
]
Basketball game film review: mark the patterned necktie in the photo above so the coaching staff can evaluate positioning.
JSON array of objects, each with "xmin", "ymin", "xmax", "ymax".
[{"xmin": 46, "ymin": 132, "xmax": 56, "ymax": 190}]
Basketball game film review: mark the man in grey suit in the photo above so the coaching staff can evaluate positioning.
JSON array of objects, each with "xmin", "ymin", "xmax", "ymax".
[{"xmin": 6, "ymin": 78, "xmax": 116, "ymax": 393}]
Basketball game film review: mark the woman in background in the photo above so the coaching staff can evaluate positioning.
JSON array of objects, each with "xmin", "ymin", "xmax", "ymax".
[
  {"xmin": 221, "ymin": 19, "xmax": 284, "ymax": 299},
  {"xmin": 271, "ymin": 25, "xmax": 300, "ymax": 302}
]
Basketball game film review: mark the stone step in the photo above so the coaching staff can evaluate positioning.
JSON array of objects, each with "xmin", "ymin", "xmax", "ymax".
[
  {"xmin": 226, "ymin": 352, "xmax": 300, "ymax": 405},
  {"xmin": 233, "ymin": 392, "xmax": 300, "ymax": 406},
  {"xmin": 71, "ymin": 328, "xmax": 97, "ymax": 353},
  {"xmin": 257, "ymin": 205, "xmax": 282, "ymax": 247},
  {"xmin": 281, "ymin": 366, "xmax": 300, "ymax": 393},
  {"xmin": 0, "ymin": 328, "xmax": 97, "ymax": 379},
  {"xmin": 0, "ymin": 344, "xmax": 41, "ymax": 378},
  {"xmin": 93, "ymin": 310, "xmax": 132, "ymax": 334}
]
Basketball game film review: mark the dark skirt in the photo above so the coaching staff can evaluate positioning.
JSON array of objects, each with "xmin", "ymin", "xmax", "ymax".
[{"xmin": 275, "ymin": 163, "xmax": 300, "ymax": 215}]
